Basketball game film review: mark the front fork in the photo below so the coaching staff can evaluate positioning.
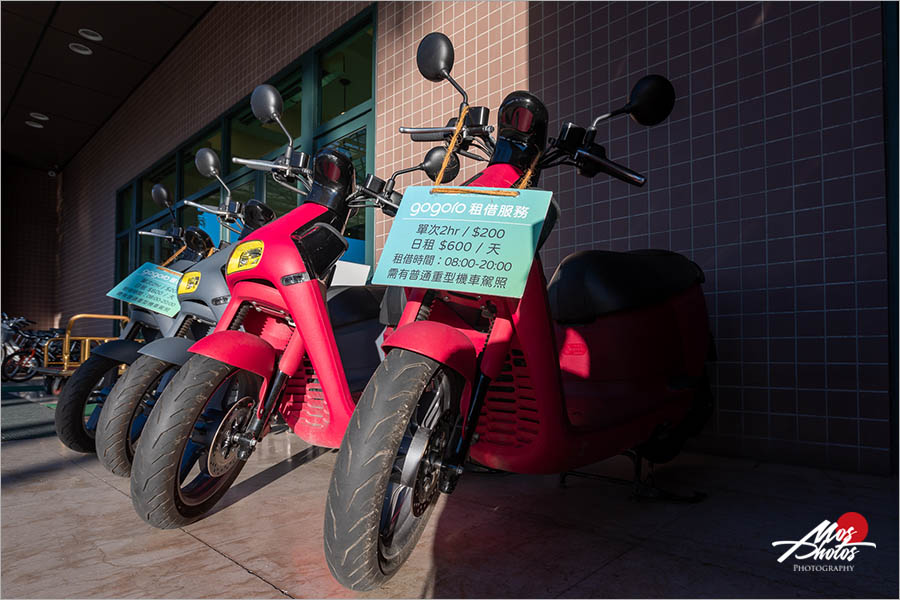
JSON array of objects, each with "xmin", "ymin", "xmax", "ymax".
[
  {"xmin": 438, "ymin": 301, "xmax": 514, "ymax": 493},
  {"xmin": 230, "ymin": 329, "xmax": 305, "ymax": 460}
]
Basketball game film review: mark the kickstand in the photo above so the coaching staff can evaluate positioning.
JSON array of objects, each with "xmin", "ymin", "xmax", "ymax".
[{"xmin": 559, "ymin": 451, "xmax": 706, "ymax": 504}]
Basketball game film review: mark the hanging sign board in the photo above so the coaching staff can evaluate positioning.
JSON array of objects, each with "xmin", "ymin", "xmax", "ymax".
[
  {"xmin": 107, "ymin": 262, "xmax": 182, "ymax": 317},
  {"xmin": 372, "ymin": 186, "xmax": 552, "ymax": 298}
]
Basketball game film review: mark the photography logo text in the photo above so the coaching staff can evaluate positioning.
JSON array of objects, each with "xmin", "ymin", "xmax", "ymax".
[{"xmin": 771, "ymin": 512, "xmax": 876, "ymax": 572}]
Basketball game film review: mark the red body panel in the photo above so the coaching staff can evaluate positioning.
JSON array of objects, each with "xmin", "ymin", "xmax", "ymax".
[
  {"xmin": 382, "ymin": 320, "xmax": 478, "ymax": 380},
  {"xmin": 387, "ymin": 163, "xmax": 711, "ymax": 474},
  {"xmin": 189, "ymin": 201, "xmax": 356, "ymax": 448}
]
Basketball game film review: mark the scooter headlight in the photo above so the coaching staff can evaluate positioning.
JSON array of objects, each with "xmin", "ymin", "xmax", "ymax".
[
  {"xmin": 178, "ymin": 271, "xmax": 202, "ymax": 295},
  {"xmin": 226, "ymin": 240, "xmax": 264, "ymax": 274}
]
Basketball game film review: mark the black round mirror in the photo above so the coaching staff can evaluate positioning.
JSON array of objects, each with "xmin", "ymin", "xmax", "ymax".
[
  {"xmin": 151, "ymin": 184, "xmax": 172, "ymax": 209},
  {"xmin": 417, "ymin": 32, "xmax": 454, "ymax": 82},
  {"xmin": 184, "ymin": 226, "xmax": 214, "ymax": 255},
  {"xmin": 194, "ymin": 148, "xmax": 221, "ymax": 178},
  {"xmin": 421, "ymin": 146, "xmax": 459, "ymax": 183},
  {"xmin": 626, "ymin": 75, "xmax": 675, "ymax": 126},
  {"xmin": 250, "ymin": 84, "xmax": 284, "ymax": 124}
]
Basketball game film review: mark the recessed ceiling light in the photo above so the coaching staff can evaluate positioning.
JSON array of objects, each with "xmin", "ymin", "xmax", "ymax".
[
  {"xmin": 68, "ymin": 42, "xmax": 93, "ymax": 56},
  {"xmin": 25, "ymin": 121, "xmax": 44, "ymax": 129},
  {"xmin": 29, "ymin": 112, "xmax": 49, "ymax": 121},
  {"xmin": 78, "ymin": 28, "xmax": 103, "ymax": 42}
]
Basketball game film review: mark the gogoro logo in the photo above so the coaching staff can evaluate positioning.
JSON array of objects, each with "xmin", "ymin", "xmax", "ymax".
[{"xmin": 408, "ymin": 201, "xmax": 468, "ymax": 217}]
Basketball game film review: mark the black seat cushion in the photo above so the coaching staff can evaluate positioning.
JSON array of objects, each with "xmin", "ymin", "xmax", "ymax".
[{"xmin": 547, "ymin": 249, "xmax": 704, "ymax": 323}]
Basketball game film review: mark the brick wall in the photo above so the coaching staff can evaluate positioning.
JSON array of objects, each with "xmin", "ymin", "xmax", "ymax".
[
  {"xmin": 57, "ymin": 1, "xmax": 368, "ymax": 334},
  {"xmin": 527, "ymin": 1, "xmax": 890, "ymax": 474},
  {"xmin": 1, "ymin": 163, "xmax": 60, "ymax": 329},
  {"xmin": 373, "ymin": 1, "xmax": 531, "ymax": 259}
]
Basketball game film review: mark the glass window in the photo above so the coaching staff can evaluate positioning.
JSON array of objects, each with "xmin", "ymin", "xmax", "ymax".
[
  {"xmin": 116, "ymin": 236, "xmax": 130, "ymax": 283},
  {"xmin": 116, "ymin": 186, "xmax": 133, "ymax": 232},
  {"xmin": 264, "ymin": 177, "xmax": 302, "ymax": 217},
  {"xmin": 321, "ymin": 126, "xmax": 367, "ymax": 240},
  {"xmin": 180, "ymin": 188, "xmax": 222, "ymax": 248},
  {"xmin": 225, "ymin": 178, "xmax": 257, "ymax": 243},
  {"xmin": 140, "ymin": 156, "xmax": 177, "ymax": 221},
  {"xmin": 320, "ymin": 25, "xmax": 373, "ymax": 123},
  {"xmin": 182, "ymin": 129, "xmax": 223, "ymax": 199},
  {"xmin": 230, "ymin": 76, "xmax": 302, "ymax": 162}
]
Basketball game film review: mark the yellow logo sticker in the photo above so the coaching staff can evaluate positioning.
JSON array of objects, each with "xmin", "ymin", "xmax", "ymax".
[
  {"xmin": 178, "ymin": 271, "xmax": 202, "ymax": 294},
  {"xmin": 226, "ymin": 240, "xmax": 264, "ymax": 274}
]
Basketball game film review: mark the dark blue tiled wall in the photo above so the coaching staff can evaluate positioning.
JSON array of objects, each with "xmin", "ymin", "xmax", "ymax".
[{"xmin": 530, "ymin": 1, "xmax": 891, "ymax": 473}]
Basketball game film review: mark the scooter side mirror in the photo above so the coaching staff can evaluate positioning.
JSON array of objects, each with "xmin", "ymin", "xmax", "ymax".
[
  {"xmin": 195, "ymin": 148, "xmax": 222, "ymax": 178},
  {"xmin": 151, "ymin": 184, "xmax": 173, "ymax": 209},
  {"xmin": 250, "ymin": 84, "xmax": 284, "ymax": 124},
  {"xmin": 623, "ymin": 75, "xmax": 675, "ymax": 127},
  {"xmin": 421, "ymin": 146, "xmax": 459, "ymax": 182},
  {"xmin": 417, "ymin": 32, "xmax": 454, "ymax": 82}
]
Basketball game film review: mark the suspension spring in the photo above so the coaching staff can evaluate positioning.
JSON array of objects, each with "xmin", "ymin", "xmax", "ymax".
[
  {"xmin": 175, "ymin": 316, "xmax": 194, "ymax": 338},
  {"xmin": 228, "ymin": 303, "xmax": 250, "ymax": 330}
]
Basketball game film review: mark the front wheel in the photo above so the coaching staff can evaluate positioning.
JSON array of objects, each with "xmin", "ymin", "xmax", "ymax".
[
  {"xmin": 324, "ymin": 349, "xmax": 460, "ymax": 591},
  {"xmin": 96, "ymin": 354, "xmax": 178, "ymax": 477},
  {"xmin": 54, "ymin": 354, "xmax": 121, "ymax": 452},
  {"xmin": 130, "ymin": 355, "xmax": 260, "ymax": 529}
]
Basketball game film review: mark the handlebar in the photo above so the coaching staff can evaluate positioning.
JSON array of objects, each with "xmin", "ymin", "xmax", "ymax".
[
  {"xmin": 232, "ymin": 157, "xmax": 283, "ymax": 173},
  {"xmin": 400, "ymin": 124, "xmax": 494, "ymax": 143},
  {"xmin": 138, "ymin": 230, "xmax": 174, "ymax": 240},
  {"xmin": 575, "ymin": 148, "xmax": 646, "ymax": 186},
  {"xmin": 183, "ymin": 200, "xmax": 234, "ymax": 217}
]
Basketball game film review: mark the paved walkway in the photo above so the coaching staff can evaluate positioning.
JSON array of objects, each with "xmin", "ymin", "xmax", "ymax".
[{"xmin": 1, "ymin": 382, "xmax": 897, "ymax": 598}]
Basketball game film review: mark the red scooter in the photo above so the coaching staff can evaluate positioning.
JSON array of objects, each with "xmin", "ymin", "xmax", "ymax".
[
  {"xmin": 324, "ymin": 33, "xmax": 714, "ymax": 590},
  {"xmin": 129, "ymin": 84, "xmax": 461, "ymax": 528}
]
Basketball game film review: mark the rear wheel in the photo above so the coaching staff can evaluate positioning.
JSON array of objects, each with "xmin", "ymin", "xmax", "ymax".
[
  {"xmin": 2, "ymin": 349, "xmax": 39, "ymax": 381},
  {"xmin": 54, "ymin": 354, "xmax": 121, "ymax": 453},
  {"xmin": 324, "ymin": 349, "xmax": 458, "ymax": 591},
  {"xmin": 130, "ymin": 354, "xmax": 259, "ymax": 529},
  {"xmin": 96, "ymin": 354, "xmax": 178, "ymax": 477}
]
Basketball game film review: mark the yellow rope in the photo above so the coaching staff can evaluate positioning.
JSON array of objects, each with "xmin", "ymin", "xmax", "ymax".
[
  {"xmin": 431, "ymin": 187, "xmax": 519, "ymax": 197},
  {"xmin": 160, "ymin": 245, "xmax": 186, "ymax": 267},
  {"xmin": 434, "ymin": 105, "xmax": 470, "ymax": 186},
  {"xmin": 515, "ymin": 151, "xmax": 542, "ymax": 190}
]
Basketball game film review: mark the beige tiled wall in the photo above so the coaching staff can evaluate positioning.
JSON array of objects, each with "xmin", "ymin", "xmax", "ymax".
[{"xmin": 373, "ymin": 1, "xmax": 530, "ymax": 262}]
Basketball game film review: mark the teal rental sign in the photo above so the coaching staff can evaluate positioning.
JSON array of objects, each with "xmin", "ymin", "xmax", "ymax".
[
  {"xmin": 372, "ymin": 186, "xmax": 552, "ymax": 298},
  {"xmin": 107, "ymin": 262, "xmax": 182, "ymax": 317}
]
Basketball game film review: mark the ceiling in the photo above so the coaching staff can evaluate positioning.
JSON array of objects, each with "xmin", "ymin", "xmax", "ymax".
[{"xmin": 2, "ymin": 1, "xmax": 213, "ymax": 172}]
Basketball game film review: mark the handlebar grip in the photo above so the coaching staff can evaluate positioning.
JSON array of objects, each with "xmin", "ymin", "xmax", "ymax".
[
  {"xmin": 575, "ymin": 149, "xmax": 646, "ymax": 186},
  {"xmin": 410, "ymin": 131, "xmax": 447, "ymax": 142}
]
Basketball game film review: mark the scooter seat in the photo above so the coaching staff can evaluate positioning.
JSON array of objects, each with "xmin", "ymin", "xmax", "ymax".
[
  {"xmin": 327, "ymin": 285, "xmax": 386, "ymax": 330},
  {"xmin": 547, "ymin": 249, "xmax": 703, "ymax": 323}
]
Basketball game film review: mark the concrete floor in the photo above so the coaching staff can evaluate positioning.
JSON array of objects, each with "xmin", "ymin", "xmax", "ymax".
[{"xmin": 1, "ymin": 382, "xmax": 897, "ymax": 599}]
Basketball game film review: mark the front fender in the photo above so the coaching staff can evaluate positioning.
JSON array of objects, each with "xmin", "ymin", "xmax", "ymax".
[
  {"xmin": 138, "ymin": 337, "xmax": 194, "ymax": 366},
  {"xmin": 188, "ymin": 331, "xmax": 276, "ymax": 382},
  {"xmin": 91, "ymin": 339, "xmax": 144, "ymax": 365},
  {"xmin": 383, "ymin": 321, "xmax": 477, "ymax": 381}
]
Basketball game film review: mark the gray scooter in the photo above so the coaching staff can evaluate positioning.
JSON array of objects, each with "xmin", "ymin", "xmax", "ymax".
[{"xmin": 54, "ymin": 199, "xmax": 215, "ymax": 453}]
